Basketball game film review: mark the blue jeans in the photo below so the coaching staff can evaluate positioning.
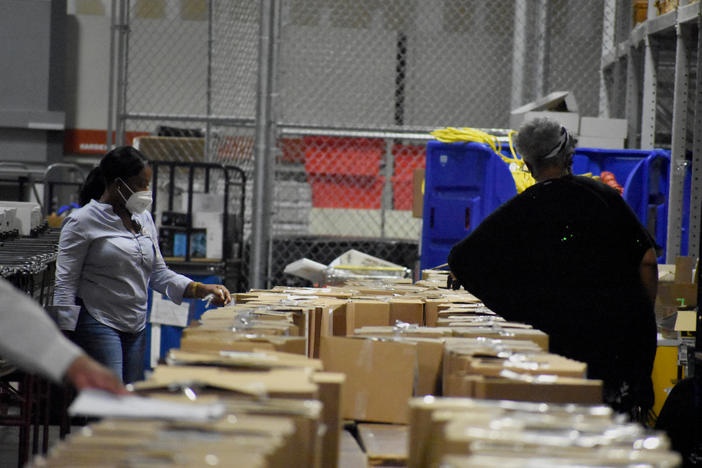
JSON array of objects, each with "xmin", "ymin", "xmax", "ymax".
[{"xmin": 73, "ymin": 309, "xmax": 146, "ymax": 384}]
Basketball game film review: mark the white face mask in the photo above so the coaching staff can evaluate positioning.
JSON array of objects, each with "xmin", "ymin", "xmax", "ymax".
[{"xmin": 116, "ymin": 177, "xmax": 152, "ymax": 214}]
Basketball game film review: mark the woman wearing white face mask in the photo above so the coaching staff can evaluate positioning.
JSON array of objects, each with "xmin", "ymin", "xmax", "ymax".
[{"xmin": 52, "ymin": 146, "xmax": 231, "ymax": 384}]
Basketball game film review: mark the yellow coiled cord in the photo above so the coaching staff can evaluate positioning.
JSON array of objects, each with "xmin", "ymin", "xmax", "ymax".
[{"xmin": 430, "ymin": 127, "xmax": 536, "ymax": 193}]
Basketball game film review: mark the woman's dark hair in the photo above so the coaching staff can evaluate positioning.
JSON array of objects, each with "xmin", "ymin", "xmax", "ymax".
[{"xmin": 78, "ymin": 146, "xmax": 148, "ymax": 206}]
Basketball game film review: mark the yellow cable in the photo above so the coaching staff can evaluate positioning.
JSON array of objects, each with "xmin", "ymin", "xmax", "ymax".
[{"xmin": 430, "ymin": 127, "xmax": 535, "ymax": 193}]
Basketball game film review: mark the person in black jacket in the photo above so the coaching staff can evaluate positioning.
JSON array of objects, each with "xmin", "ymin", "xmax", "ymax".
[{"xmin": 447, "ymin": 117, "xmax": 658, "ymax": 421}]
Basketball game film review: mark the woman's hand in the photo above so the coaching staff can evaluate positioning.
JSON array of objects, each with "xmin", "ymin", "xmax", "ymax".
[{"xmin": 198, "ymin": 283, "xmax": 232, "ymax": 306}]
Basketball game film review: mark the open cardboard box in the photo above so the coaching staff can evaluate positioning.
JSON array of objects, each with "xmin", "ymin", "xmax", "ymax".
[{"xmin": 320, "ymin": 335, "xmax": 443, "ymax": 424}]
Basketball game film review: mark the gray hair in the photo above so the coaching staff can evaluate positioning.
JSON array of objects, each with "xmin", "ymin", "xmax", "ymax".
[{"xmin": 515, "ymin": 117, "xmax": 576, "ymax": 173}]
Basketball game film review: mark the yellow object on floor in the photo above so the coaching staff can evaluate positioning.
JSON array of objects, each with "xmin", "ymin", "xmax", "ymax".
[{"xmin": 651, "ymin": 343, "xmax": 680, "ymax": 417}]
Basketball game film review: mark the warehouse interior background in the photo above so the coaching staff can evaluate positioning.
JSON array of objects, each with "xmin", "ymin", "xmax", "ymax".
[
  {"xmin": 1, "ymin": 0, "xmax": 702, "ymax": 466},
  {"xmin": 7, "ymin": 0, "xmax": 690, "ymax": 292}
]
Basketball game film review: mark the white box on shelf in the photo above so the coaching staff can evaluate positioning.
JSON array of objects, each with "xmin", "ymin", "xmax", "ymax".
[
  {"xmin": 577, "ymin": 136, "xmax": 625, "ymax": 150},
  {"xmin": 579, "ymin": 116, "xmax": 627, "ymax": 138},
  {"xmin": 192, "ymin": 211, "xmax": 223, "ymax": 259}
]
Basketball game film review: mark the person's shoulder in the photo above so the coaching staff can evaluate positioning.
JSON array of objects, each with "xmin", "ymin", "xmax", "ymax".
[
  {"xmin": 569, "ymin": 174, "xmax": 618, "ymax": 193},
  {"xmin": 64, "ymin": 200, "xmax": 112, "ymax": 228}
]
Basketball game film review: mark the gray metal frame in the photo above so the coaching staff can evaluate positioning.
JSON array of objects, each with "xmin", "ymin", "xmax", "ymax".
[{"xmin": 602, "ymin": 0, "xmax": 702, "ymax": 261}]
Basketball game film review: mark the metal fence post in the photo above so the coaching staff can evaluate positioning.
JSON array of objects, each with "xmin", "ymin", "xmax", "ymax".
[{"xmin": 250, "ymin": 0, "xmax": 276, "ymax": 289}]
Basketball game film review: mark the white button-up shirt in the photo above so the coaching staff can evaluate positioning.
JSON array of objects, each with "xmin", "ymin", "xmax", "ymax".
[{"xmin": 52, "ymin": 200, "xmax": 191, "ymax": 332}]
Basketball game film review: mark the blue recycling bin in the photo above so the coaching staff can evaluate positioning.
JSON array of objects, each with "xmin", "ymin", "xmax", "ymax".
[
  {"xmin": 420, "ymin": 142, "xmax": 688, "ymax": 271},
  {"xmin": 420, "ymin": 141, "xmax": 517, "ymax": 271},
  {"xmin": 621, "ymin": 150, "xmax": 690, "ymax": 261},
  {"xmin": 144, "ymin": 274, "xmax": 223, "ymax": 371}
]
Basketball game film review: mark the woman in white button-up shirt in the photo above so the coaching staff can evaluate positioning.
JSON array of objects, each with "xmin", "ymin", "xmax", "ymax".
[{"xmin": 53, "ymin": 146, "xmax": 231, "ymax": 383}]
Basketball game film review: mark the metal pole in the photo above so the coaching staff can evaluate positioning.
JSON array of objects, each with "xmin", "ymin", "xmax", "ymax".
[
  {"xmin": 265, "ymin": 0, "xmax": 283, "ymax": 289},
  {"xmin": 689, "ymin": 15, "xmax": 702, "ymax": 257},
  {"xmin": 106, "ymin": 0, "xmax": 117, "ymax": 150},
  {"xmin": 599, "ymin": 0, "xmax": 616, "ymax": 117},
  {"xmin": 666, "ymin": 24, "xmax": 691, "ymax": 262},
  {"xmin": 640, "ymin": 35, "xmax": 657, "ymax": 149},
  {"xmin": 625, "ymin": 45, "xmax": 641, "ymax": 148},
  {"xmin": 250, "ymin": 0, "xmax": 276, "ymax": 289},
  {"xmin": 206, "ymin": 0, "xmax": 213, "ymax": 162},
  {"xmin": 510, "ymin": 0, "xmax": 527, "ymax": 110},
  {"xmin": 534, "ymin": 0, "xmax": 550, "ymax": 99},
  {"xmin": 115, "ymin": 0, "xmax": 129, "ymax": 145}
]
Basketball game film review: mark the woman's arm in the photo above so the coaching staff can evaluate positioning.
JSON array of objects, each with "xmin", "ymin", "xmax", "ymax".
[
  {"xmin": 639, "ymin": 247, "xmax": 658, "ymax": 305},
  {"xmin": 51, "ymin": 216, "xmax": 90, "ymax": 330}
]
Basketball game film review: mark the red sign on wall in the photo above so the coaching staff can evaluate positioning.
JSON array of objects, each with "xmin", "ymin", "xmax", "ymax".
[{"xmin": 64, "ymin": 129, "xmax": 150, "ymax": 155}]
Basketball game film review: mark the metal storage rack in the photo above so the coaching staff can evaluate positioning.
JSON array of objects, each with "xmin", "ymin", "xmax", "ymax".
[
  {"xmin": 150, "ymin": 161, "xmax": 247, "ymax": 292},
  {"xmin": 601, "ymin": 0, "xmax": 702, "ymax": 263}
]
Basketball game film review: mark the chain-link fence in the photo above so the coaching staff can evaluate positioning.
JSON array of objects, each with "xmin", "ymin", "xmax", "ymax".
[{"xmin": 115, "ymin": 0, "xmax": 608, "ymax": 290}]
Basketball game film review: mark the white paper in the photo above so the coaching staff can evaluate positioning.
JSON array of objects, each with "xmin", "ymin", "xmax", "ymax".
[
  {"xmin": 150, "ymin": 294, "xmax": 189, "ymax": 327},
  {"xmin": 283, "ymin": 258, "xmax": 327, "ymax": 283},
  {"xmin": 68, "ymin": 389, "xmax": 226, "ymax": 422}
]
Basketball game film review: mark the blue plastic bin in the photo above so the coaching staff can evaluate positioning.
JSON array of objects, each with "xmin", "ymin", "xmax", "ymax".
[
  {"xmin": 622, "ymin": 150, "xmax": 690, "ymax": 261},
  {"xmin": 420, "ymin": 142, "xmax": 688, "ymax": 271},
  {"xmin": 144, "ymin": 274, "xmax": 222, "ymax": 372},
  {"xmin": 572, "ymin": 147, "xmax": 655, "ymax": 187},
  {"xmin": 420, "ymin": 141, "xmax": 517, "ymax": 271}
]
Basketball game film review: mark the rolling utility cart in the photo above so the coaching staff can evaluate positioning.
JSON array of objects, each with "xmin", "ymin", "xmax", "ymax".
[{"xmin": 147, "ymin": 161, "xmax": 246, "ymax": 366}]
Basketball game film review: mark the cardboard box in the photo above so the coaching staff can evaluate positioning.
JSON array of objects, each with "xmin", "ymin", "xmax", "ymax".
[
  {"xmin": 577, "ymin": 135, "xmax": 625, "ymax": 150},
  {"xmin": 192, "ymin": 211, "xmax": 223, "ymax": 259},
  {"xmin": 450, "ymin": 327, "xmax": 549, "ymax": 351},
  {"xmin": 354, "ymin": 326, "xmax": 453, "ymax": 339},
  {"xmin": 389, "ymin": 298, "xmax": 425, "ymax": 325},
  {"xmin": 180, "ymin": 333, "xmax": 307, "ymax": 355},
  {"xmin": 344, "ymin": 300, "xmax": 391, "ymax": 335},
  {"xmin": 658, "ymin": 256, "xmax": 698, "ymax": 315},
  {"xmin": 472, "ymin": 375, "xmax": 602, "ymax": 404},
  {"xmin": 509, "ymin": 91, "xmax": 579, "ymax": 130},
  {"xmin": 521, "ymin": 111, "xmax": 580, "ymax": 135},
  {"xmin": 137, "ymin": 365, "xmax": 319, "ymax": 400},
  {"xmin": 166, "ymin": 349, "xmax": 323, "ymax": 371},
  {"xmin": 407, "ymin": 397, "xmax": 614, "ymax": 468},
  {"xmin": 413, "ymin": 168, "xmax": 425, "ymax": 219},
  {"xmin": 311, "ymin": 372, "xmax": 346, "ymax": 468},
  {"xmin": 457, "ymin": 353, "xmax": 587, "ymax": 378},
  {"xmin": 579, "ymin": 116, "xmax": 627, "ymax": 138},
  {"xmin": 358, "ymin": 423, "xmax": 408, "ymax": 467},
  {"xmin": 320, "ymin": 336, "xmax": 416, "ymax": 424},
  {"xmin": 424, "ymin": 299, "xmax": 445, "ymax": 328},
  {"xmin": 415, "ymin": 339, "xmax": 445, "ymax": 396}
]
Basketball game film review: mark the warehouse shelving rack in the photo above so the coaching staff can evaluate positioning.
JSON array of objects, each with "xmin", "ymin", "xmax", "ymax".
[
  {"xmin": 149, "ymin": 160, "xmax": 247, "ymax": 292},
  {"xmin": 601, "ymin": 0, "xmax": 702, "ymax": 264}
]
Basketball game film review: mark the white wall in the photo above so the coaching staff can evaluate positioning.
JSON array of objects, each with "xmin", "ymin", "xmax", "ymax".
[{"xmin": 64, "ymin": 12, "xmax": 111, "ymax": 129}]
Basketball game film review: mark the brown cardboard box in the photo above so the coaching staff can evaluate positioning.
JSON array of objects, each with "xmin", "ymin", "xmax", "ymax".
[
  {"xmin": 166, "ymin": 349, "xmax": 322, "ymax": 371},
  {"xmin": 344, "ymin": 300, "xmax": 391, "ymax": 335},
  {"xmin": 424, "ymin": 299, "xmax": 444, "ymax": 327},
  {"xmin": 320, "ymin": 336, "xmax": 416, "ymax": 424},
  {"xmin": 459, "ymin": 353, "xmax": 587, "ymax": 378},
  {"xmin": 414, "ymin": 339, "xmax": 445, "ymax": 396},
  {"xmin": 354, "ymin": 326, "xmax": 453, "ymax": 339},
  {"xmin": 671, "ymin": 256, "xmax": 697, "ymax": 307},
  {"xmin": 408, "ymin": 397, "xmax": 616, "ymax": 468},
  {"xmin": 180, "ymin": 332, "xmax": 307, "ymax": 355},
  {"xmin": 450, "ymin": 327, "xmax": 549, "ymax": 351},
  {"xmin": 472, "ymin": 375, "xmax": 602, "ymax": 404},
  {"xmin": 408, "ymin": 397, "xmax": 489, "ymax": 468},
  {"xmin": 358, "ymin": 423, "xmax": 408, "ymax": 466},
  {"xmin": 311, "ymin": 372, "xmax": 345, "ymax": 468},
  {"xmin": 136, "ymin": 365, "xmax": 319, "ymax": 399},
  {"xmin": 413, "ymin": 168, "xmax": 425, "ymax": 218},
  {"xmin": 389, "ymin": 297, "xmax": 425, "ymax": 325}
]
